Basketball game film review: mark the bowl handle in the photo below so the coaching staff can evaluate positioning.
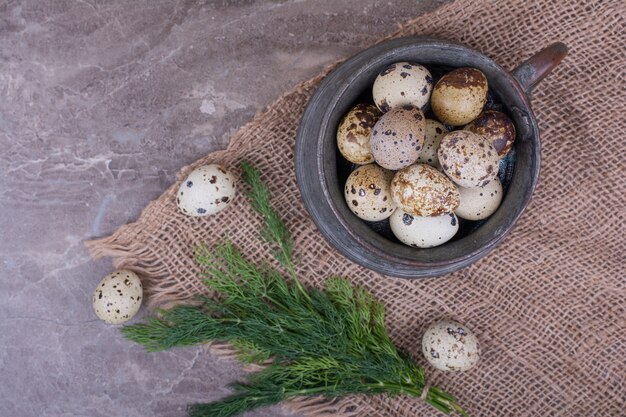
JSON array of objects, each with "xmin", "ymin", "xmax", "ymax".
[{"xmin": 511, "ymin": 42, "xmax": 568, "ymax": 95}]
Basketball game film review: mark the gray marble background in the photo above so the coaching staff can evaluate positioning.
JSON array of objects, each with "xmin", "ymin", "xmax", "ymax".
[{"xmin": 0, "ymin": 1, "xmax": 446, "ymax": 416}]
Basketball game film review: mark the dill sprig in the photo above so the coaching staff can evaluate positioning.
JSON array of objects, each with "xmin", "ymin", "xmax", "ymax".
[
  {"xmin": 121, "ymin": 163, "xmax": 467, "ymax": 417},
  {"xmin": 240, "ymin": 162, "xmax": 294, "ymax": 269},
  {"xmin": 240, "ymin": 162, "xmax": 310, "ymax": 303}
]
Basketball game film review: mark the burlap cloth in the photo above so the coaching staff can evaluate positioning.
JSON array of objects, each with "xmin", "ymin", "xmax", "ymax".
[{"xmin": 87, "ymin": 0, "xmax": 626, "ymax": 415}]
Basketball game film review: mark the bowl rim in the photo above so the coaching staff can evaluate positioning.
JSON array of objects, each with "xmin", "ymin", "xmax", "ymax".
[{"xmin": 295, "ymin": 36, "xmax": 540, "ymax": 278}]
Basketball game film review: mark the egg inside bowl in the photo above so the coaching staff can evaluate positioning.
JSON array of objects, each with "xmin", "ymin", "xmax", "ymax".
[
  {"xmin": 295, "ymin": 36, "xmax": 543, "ymax": 278},
  {"xmin": 335, "ymin": 64, "xmax": 517, "ymax": 246}
]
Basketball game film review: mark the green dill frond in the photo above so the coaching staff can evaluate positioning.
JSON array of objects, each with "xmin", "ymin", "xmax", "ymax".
[
  {"xmin": 240, "ymin": 162, "xmax": 294, "ymax": 268},
  {"xmin": 240, "ymin": 162, "xmax": 311, "ymax": 304},
  {"xmin": 188, "ymin": 382, "xmax": 285, "ymax": 417},
  {"xmin": 231, "ymin": 339, "xmax": 271, "ymax": 364},
  {"xmin": 120, "ymin": 317, "xmax": 173, "ymax": 352},
  {"xmin": 121, "ymin": 306, "xmax": 220, "ymax": 351},
  {"xmin": 121, "ymin": 162, "xmax": 467, "ymax": 417}
]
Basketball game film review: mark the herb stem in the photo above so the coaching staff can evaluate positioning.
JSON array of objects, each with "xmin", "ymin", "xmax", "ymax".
[
  {"xmin": 285, "ymin": 259, "xmax": 313, "ymax": 305},
  {"xmin": 240, "ymin": 161, "xmax": 312, "ymax": 305},
  {"xmin": 362, "ymin": 382, "xmax": 424, "ymax": 397},
  {"xmin": 122, "ymin": 163, "xmax": 467, "ymax": 417}
]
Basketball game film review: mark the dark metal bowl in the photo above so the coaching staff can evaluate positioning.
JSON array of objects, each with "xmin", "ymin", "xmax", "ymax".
[{"xmin": 295, "ymin": 37, "xmax": 567, "ymax": 278}]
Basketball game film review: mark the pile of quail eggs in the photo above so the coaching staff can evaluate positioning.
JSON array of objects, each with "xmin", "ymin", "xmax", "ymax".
[{"xmin": 338, "ymin": 62, "xmax": 515, "ymax": 248}]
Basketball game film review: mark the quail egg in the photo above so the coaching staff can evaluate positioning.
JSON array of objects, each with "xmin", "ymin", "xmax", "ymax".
[
  {"xmin": 372, "ymin": 62, "xmax": 434, "ymax": 112},
  {"xmin": 422, "ymin": 319, "xmax": 480, "ymax": 372},
  {"xmin": 456, "ymin": 177, "xmax": 503, "ymax": 220},
  {"xmin": 177, "ymin": 164, "xmax": 237, "ymax": 216},
  {"xmin": 416, "ymin": 119, "xmax": 448, "ymax": 169},
  {"xmin": 390, "ymin": 163, "xmax": 460, "ymax": 216},
  {"xmin": 344, "ymin": 164, "xmax": 396, "ymax": 221},
  {"xmin": 92, "ymin": 270, "xmax": 143, "ymax": 324},
  {"xmin": 464, "ymin": 110, "xmax": 516, "ymax": 156},
  {"xmin": 390, "ymin": 210, "xmax": 459, "ymax": 248},
  {"xmin": 336, "ymin": 103, "xmax": 382, "ymax": 164},
  {"xmin": 438, "ymin": 130, "xmax": 500, "ymax": 188},
  {"xmin": 370, "ymin": 105, "xmax": 426, "ymax": 170},
  {"xmin": 431, "ymin": 67, "xmax": 488, "ymax": 126}
]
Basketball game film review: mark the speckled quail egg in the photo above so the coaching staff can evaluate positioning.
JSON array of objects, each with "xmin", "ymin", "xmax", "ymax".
[
  {"xmin": 370, "ymin": 105, "xmax": 426, "ymax": 170},
  {"xmin": 464, "ymin": 110, "xmax": 516, "ymax": 156},
  {"xmin": 390, "ymin": 163, "xmax": 460, "ymax": 216},
  {"xmin": 344, "ymin": 164, "xmax": 396, "ymax": 221},
  {"xmin": 431, "ymin": 67, "xmax": 488, "ymax": 126},
  {"xmin": 92, "ymin": 270, "xmax": 143, "ymax": 324},
  {"xmin": 422, "ymin": 319, "xmax": 480, "ymax": 372},
  {"xmin": 372, "ymin": 62, "xmax": 434, "ymax": 112},
  {"xmin": 337, "ymin": 103, "xmax": 382, "ymax": 164},
  {"xmin": 456, "ymin": 177, "xmax": 503, "ymax": 220},
  {"xmin": 416, "ymin": 119, "xmax": 448, "ymax": 169},
  {"xmin": 390, "ymin": 209, "xmax": 459, "ymax": 248},
  {"xmin": 177, "ymin": 164, "xmax": 236, "ymax": 216},
  {"xmin": 438, "ymin": 130, "xmax": 500, "ymax": 188}
]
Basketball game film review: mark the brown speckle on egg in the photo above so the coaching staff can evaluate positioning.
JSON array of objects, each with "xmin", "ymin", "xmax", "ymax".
[
  {"xmin": 177, "ymin": 164, "xmax": 236, "ymax": 217},
  {"xmin": 431, "ymin": 67, "xmax": 488, "ymax": 126},
  {"xmin": 390, "ymin": 209, "xmax": 459, "ymax": 248},
  {"xmin": 422, "ymin": 319, "xmax": 480, "ymax": 372},
  {"xmin": 438, "ymin": 130, "xmax": 500, "ymax": 188},
  {"xmin": 464, "ymin": 110, "xmax": 516, "ymax": 156},
  {"xmin": 373, "ymin": 62, "xmax": 433, "ymax": 111},
  {"xmin": 417, "ymin": 119, "xmax": 448, "ymax": 169},
  {"xmin": 455, "ymin": 177, "xmax": 503, "ymax": 220},
  {"xmin": 390, "ymin": 164, "xmax": 460, "ymax": 216},
  {"xmin": 344, "ymin": 164, "xmax": 396, "ymax": 221},
  {"xmin": 336, "ymin": 104, "xmax": 382, "ymax": 164},
  {"xmin": 370, "ymin": 107, "xmax": 426, "ymax": 170},
  {"xmin": 92, "ymin": 270, "xmax": 143, "ymax": 325}
]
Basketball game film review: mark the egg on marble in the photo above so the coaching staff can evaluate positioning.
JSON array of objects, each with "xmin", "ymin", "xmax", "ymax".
[
  {"xmin": 391, "ymin": 163, "xmax": 460, "ymax": 216},
  {"xmin": 92, "ymin": 270, "xmax": 143, "ymax": 324},
  {"xmin": 438, "ymin": 130, "xmax": 500, "ymax": 188},
  {"xmin": 431, "ymin": 67, "xmax": 488, "ymax": 126},
  {"xmin": 416, "ymin": 119, "xmax": 448, "ymax": 169},
  {"xmin": 464, "ymin": 110, "xmax": 516, "ymax": 156},
  {"xmin": 422, "ymin": 319, "xmax": 480, "ymax": 372},
  {"xmin": 344, "ymin": 164, "xmax": 396, "ymax": 221},
  {"xmin": 456, "ymin": 177, "xmax": 503, "ymax": 220},
  {"xmin": 177, "ymin": 164, "xmax": 237, "ymax": 216},
  {"xmin": 390, "ymin": 209, "xmax": 459, "ymax": 248},
  {"xmin": 372, "ymin": 62, "xmax": 434, "ymax": 112},
  {"xmin": 370, "ymin": 105, "xmax": 426, "ymax": 170},
  {"xmin": 336, "ymin": 103, "xmax": 382, "ymax": 164}
]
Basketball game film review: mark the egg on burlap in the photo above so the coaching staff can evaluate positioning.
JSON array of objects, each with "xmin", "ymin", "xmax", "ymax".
[
  {"xmin": 176, "ymin": 164, "xmax": 237, "ymax": 216},
  {"xmin": 390, "ymin": 209, "xmax": 459, "ymax": 248},
  {"xmin": 370, "ymin": 105, "xmax": 426, "ymax": 170},
  {"xmin": 92, "ymin": 270, "xmax": 143, "ymax": 324},
  {"xmin": 422, "ymin": 319, "xmax": 480, "ymax": 372},
  {"xmin": 372, "ymin": 62, "xmax": 434, "ymax": 112},
  {"xmin": 438, "ymin": 130, "xmax": 500, "ymax": 188},
  {"xmin": 336, "ymin": 103, "xmax": 382, "ymax": 164},
  {"xmin": 344, "ymin": 164, "xmax": 396, "ymax": 221},
  {"xmin": 390, "ymin": 163, "xmax": 460, "ymax": 216}
]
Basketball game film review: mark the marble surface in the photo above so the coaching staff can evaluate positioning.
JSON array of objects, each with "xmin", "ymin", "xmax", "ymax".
[{"xmin": 0, "ymin": 1, "xmax": 446, "ymax": 416}]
